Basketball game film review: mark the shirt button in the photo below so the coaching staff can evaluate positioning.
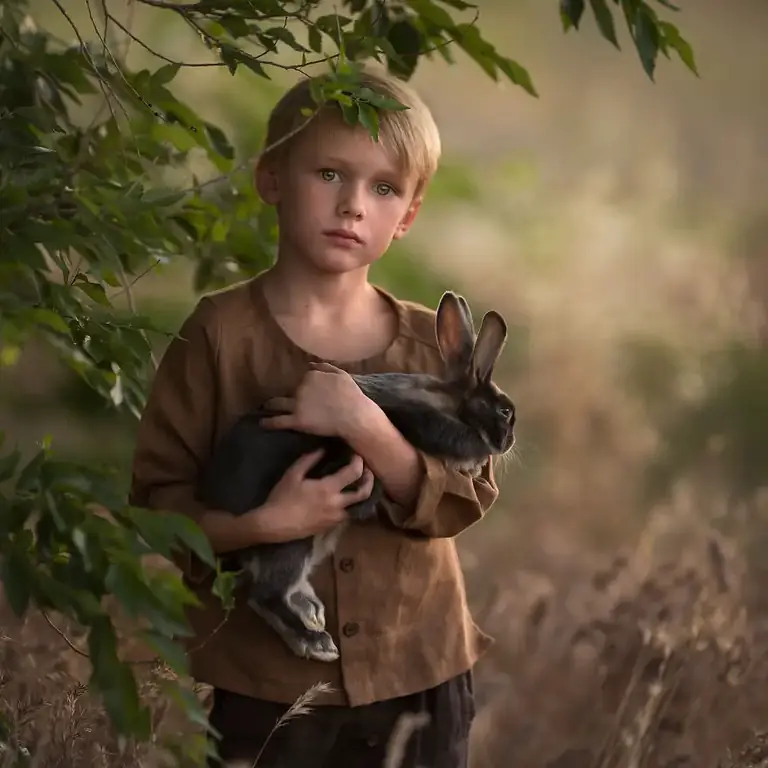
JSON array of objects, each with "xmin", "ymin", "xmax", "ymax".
[
  {"xmin": 342, "ymin": 622, "xmax": 359, "ymax": 638},
  {"xmin": 339, "ymin": 558, "xmax": 355, "ymax": 573}
]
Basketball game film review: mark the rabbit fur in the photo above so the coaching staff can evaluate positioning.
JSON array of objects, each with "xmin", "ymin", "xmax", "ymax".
[{"xmin": 197, "ymin": 291, "xmax": 516, "ymax": 663}]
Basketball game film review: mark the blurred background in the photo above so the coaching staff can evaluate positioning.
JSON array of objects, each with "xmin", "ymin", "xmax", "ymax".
[{"xmin": 2, "ymin": 0, "xmax": 768, "ymax": 766}]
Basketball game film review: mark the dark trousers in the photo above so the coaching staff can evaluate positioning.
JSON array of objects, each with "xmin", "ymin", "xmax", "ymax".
[{"xmin": 207, "ymin": 672, "xmax": 475, "ymax": 767}]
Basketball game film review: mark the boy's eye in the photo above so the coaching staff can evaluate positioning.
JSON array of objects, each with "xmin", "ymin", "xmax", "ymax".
[
  {"xmin": 319, "ymin": 169, "xmax": 339, "ymax": 182},
  {"xmin": 375, "ymin": 183, "xmax": 394, "ymax": 196}
]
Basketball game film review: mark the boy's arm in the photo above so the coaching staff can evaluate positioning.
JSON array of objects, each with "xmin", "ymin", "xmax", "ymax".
[
  {"xmin": 129, "ymin": 298, "xmax": 263, "ymax": 583},
  {"xmin": 345, "ymin": 401, "xmax": 499, "ymax": 539}
]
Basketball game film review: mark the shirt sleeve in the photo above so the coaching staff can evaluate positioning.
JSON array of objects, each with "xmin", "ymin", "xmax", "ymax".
[
  {"xmin": 128, "ymin": 297, "xmax": 220, "ymax": 585},
  {"xmin": 379, "ymin": 451, "xmax": 499, "ymax": 539}
]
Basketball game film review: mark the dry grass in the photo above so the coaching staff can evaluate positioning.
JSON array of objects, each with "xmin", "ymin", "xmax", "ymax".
[
  {"xmin": 0, "ymin": 591, "xmax": 219, "ymax": 768},
  {"xmin": 4, "ymin": 505, "xmax": 768, "ymax": 768},
  {"xmin": 467, "ymin": 501, "xmax": 768, "ymax": 768}
]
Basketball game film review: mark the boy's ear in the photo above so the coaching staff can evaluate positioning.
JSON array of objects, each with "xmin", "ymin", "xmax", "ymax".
[
  {"xmin": 254, "ymin": 157, "xmax": 280, "ymax": 205},
  {"xmin": 393, "ymin": 196, "xmax": 422, "ymax": 240}
]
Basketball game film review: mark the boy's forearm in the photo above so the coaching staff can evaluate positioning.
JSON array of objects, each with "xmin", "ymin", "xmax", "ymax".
[
  {"xmin": 344, "ymin": 402, "xmax": 425, "ymax": 509},
  {"xmin": 197, "ymin": 503, "xmax": 285, "ymax": 554}
]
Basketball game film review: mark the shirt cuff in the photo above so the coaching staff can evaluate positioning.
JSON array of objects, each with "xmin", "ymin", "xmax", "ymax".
[{"xmin": 380, "ymin": 451, "xmax": 496, "ymax": 538}]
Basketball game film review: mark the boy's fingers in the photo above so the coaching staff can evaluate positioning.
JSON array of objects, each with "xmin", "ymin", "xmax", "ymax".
[
  {"xmin": 263, "ymin": 396, "xmax": 295, "ymax": 413},
  {"xmin": 289, "ymin": 448, "xmax": 325, "ymax": 477},
  {"xmin": 309, "ymin": 362, "xmax": 343, "ymax": 374},
  {"xmin": 260, "ymin": 413, "xmax": 295, "ymax": 431},
  {"xmin": 351, "ymin": 469, "xmax": 375, "ymax": 502},
  {"xmin": 328, "ymin": 454, "xmax": 365, "ymax": 490},
  {"xmin": 338, "ymin": 469, "xmax": 375, "ymax": 508}
]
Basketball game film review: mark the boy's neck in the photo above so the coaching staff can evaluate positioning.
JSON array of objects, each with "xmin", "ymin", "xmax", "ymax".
[{"xmin": 261, "ymin": 259, "xmax": 377, "ymax": 318}]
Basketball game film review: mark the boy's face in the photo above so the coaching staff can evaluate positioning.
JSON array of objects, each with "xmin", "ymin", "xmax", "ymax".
[{"xmin": 256, "ymin": 113, "xmax": 422, "ymax": 275}]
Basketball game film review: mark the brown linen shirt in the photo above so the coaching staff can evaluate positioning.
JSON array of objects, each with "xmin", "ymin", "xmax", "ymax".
[{"xmin": 129, "ymin": 274, "xmax": 498, "ymax": 707}]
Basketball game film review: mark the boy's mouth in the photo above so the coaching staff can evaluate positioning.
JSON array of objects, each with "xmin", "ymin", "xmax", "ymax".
[{"xmin": 323, "ymin": 229, "xmax": 363, "ymax": 244}]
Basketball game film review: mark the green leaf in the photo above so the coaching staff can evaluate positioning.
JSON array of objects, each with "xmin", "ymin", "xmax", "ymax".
[
  {"xmin": 151, "ymin": 63, "xmax": 181, "ymax": 85},
  {"xmin": 405, "ymin": 0, "xmax": 456, "ymax": 29},
  {"xmin": 26, "ymin": 307, "xmax": 71, "ymax": 335},
  {"xmin": 218, "ymin": 44, "xmax": 240, "ymax": 75},
  {"xmin": 219, "ymin": 14, "xmax": 250, "ymax": 38},
  {"xmin": 560, "ymin": 0, "xmax": 585, "ymax": 31},
  {"xmin": 386, "ymin": 19, "xmax": 422, "ymax": 79},
  {"xmin": 633, "ymin": 7, "xmax": 660, "ymax": 79},
  {"xmin": 171, "ymin": 513, "xmax": 216, "ymax": 568},
  {"xmin": 494, "ymin": 55, "xmax": 538, "ymax": 97},
  {"xmin": 15, "ymin": 445, "xmax": 50, "ymax": 495},
  {"xmin": 204, "ymin": 122, "xmax": 235, "ymax": 161},
  {"xmin": 0, "ymin": 445, "xmax": 21, "ymax": 483},
  {"xmin": 141, "ymin": 187, "xmax": 188, "ymax": 207},
  {"xmin": 589, "ymin": 0, "xmax": 619, "ymax": 47},
  {"xmin": 89, "ymin": 618, "xmax": 151, "ymax": 738},
  {"xmin": 308, "ymin": 25, "xmax": 323, "ymax": 53},
  {"xmin": 1, "ymin": 546, "xmax": 32, "ymax": 616},
  {"xmin": 240, "ymin": 55, "xmax": 268, "ymax": 79},
  {"xmin": 140, "ymin": 630, "xmax": 190, "ymax": 675},
  {"xmin": 74, "ymin": 275, "xmax": 110, "ymax": 306},
  {"xmin": 659, "ymin": 21, "xmax": 699, "ymax": 75},
  {"xmin": 357, "ymin": 102, "xmax": 380, "ymax": 141},
  {"xmin": 4, "ymin": 236, "xmax": 48, "ymax": 270},
  {"xmin": 104, "ymin": 562, "xmax": 150, "ymax": 617},
  {"xmin": 126, "ymin": 507, "xmax": 215, "ymax": 569},
  {"xmin": 339, "ymin": 100, "xmax": 359, "ymax": 127},
  {"xmin": 211, "ymin": 567, "xmax": 239, "ymax": 612},
  {"xmin": 357, "ymin": 87, "xmax": 409, "ymax": 112},
  {"xmin": 264, "ymin": 26, "xmax": 310, "ymax": 53}
]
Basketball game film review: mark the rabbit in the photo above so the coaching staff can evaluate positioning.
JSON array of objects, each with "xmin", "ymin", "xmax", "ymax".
[{"xmin": 196, "ymin": 291, "xmax": 516, "ymax": 663}]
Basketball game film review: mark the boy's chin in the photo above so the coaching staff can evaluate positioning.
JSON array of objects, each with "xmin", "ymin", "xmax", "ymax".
[{"xmin": 306, "ymin": 248, "xmax": 383, "ymax": 275}]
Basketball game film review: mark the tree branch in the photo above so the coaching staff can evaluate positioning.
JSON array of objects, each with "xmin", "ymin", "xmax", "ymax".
[
  {"xmin": 49, "ymin": 0, "xmax": 128, "ymax": 125},
  {"xmin": 104, "ymin": 11, "xmax": 224, "ymax": 67}
]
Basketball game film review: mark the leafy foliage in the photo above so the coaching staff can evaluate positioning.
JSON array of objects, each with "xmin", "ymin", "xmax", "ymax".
[
  {"xmin": 0, "ymin": 0, "xmax": 696, "ymax": 763},
  {"xmin": 559, "ymin": 0, "xmax": 698, "ymax": 79}
]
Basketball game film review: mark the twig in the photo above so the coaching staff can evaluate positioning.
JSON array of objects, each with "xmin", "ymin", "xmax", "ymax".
[
  {"xmin": 134, "ymin": 0, "xmax": 306, "ymax": 21},
  {"xmin": 184, "ymin": 103, "xmax": 322, "ymax": 195},
  {"xmin": 186, "ymin": 612, "xmax": 230, "ymax": 655},
  {"xmin": 104, "ymin": 12, "xmax": 223, "ymax": 67},
  {"xmin": 85, "ymin": 0, "xmax": 135, "ymax": 130},
  {"xmin": 134, "ymin": 0, "xmax": 209, "ymax": 10},
  {"xmin": 109, "ymin": 257, "xmax": 163, "ymax": 297},
  {"xmin": 42, "ymin": 609, "xmax": 162, "ymax": 667},
  {"xmin": 49, "ymin": 0, "xmax": 126, "ymax": 126},
  {"xmin": 115, "ymin": 261, "xmax": 159, "ymax": 370},
  {"xmin": 42, "ymin": 607, "xmax": 229, "ymax": 667},
  {"xmin": 43, "ymin": 610, "xmax": 90, "ymax": 658}
]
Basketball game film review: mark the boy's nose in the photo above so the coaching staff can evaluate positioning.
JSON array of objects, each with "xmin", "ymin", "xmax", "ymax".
[{"xmin": 337, "ymin": 187, "xmax": 365, "ymax": 219}]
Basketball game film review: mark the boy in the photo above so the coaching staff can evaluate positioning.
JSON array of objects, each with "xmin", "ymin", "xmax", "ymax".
[{"xmin": 129, "ymin": 66, "xmax": 499, "ymax": 767}]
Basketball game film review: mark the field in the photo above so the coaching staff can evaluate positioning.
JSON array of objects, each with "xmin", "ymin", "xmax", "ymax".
[{"xmin": 2, "ymin": 0, "xmax": 768, "ymax": 765}]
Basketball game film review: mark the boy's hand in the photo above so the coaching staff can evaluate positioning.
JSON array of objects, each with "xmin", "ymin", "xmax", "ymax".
[
  {"xmin": 256, "ymin": 448, "xmax": 375, "ymax": 541},
  {"xmin": 260, "ymin": 362, "xmax": 373, "ymax": 440}
]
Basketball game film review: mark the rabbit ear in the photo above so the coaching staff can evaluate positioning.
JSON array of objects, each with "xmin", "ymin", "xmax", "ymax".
[
  {"xmin": 456, "ymin": 295, "xmax": 475, "ymax": 336},
  {"xmin": 435, "ymin": 292, "xmax": 476, "ymax": 373},
  {"xmin": 470, "ymin": 311, "xmax": 507, "ymax": 382}
]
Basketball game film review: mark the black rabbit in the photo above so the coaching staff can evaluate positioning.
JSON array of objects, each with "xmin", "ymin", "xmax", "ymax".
[{"xmin": 197, "ymin": 292, "xmax": 516, "ymax": 662}]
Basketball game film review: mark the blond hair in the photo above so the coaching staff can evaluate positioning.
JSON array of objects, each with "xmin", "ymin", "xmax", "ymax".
[{"xmin": 260, "ymin": 66, "xmax": 441, "ymax": 194}]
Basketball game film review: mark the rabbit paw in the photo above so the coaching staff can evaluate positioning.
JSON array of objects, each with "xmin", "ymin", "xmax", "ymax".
[
  {"xmin": 303, "ymin": 631, "xmax": 340, "ymax": 663},
  {"xmin": 289, "ymin": 590, "xmax": 326, "ymax": 631},
  {"xmin": 288, "ymin": 630, "xmax": 339, "ymax": 663}
]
